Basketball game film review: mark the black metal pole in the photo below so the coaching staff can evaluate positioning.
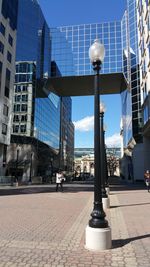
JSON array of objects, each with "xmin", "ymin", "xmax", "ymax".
[
  {"xmin": 89, "ymin": 60, "xmax": 108, "ymax": 228},
  {"xmin": 15, "ymin": 149, "xmax": 19, "ymax": 183},
  {"xmin": 104, "ymin": 131, "xmax": 109, "ymax": 186},
  {"xmin": 51, "ymin": 158, "xmax": 53, "ymax": 183},
  {"xmin": 100, "ymin": 113, "xmax": 107, "ymax": 198},
  {"xmin": 59, "ymin": 96, "xmax": 63, "ymax": 170},
  {"xmin": 29, "ymin": 152, "xmax": 33, "ymax": 183}
]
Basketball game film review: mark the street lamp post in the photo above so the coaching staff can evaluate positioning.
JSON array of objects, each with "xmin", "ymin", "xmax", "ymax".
[
  {"xmin": 103, "ymin": 130, "xmax": 110, "ymax": 194},
  {"xmin": 85, "ymin": 39, "xmax": 111, "ymax": 251},
  {"xmin": 15, "ymin": 148, "xmax": 19, "ymax": 183},
  {"xmin": 100, "ymin": 103, "xmax": 109, "ymax": 209},
  {"xmin": 50, "ymin": 157, "xmax": 53, "ymax": 183},
  {"xmin": 29, "ymin": 152, "xmax": 33, "ymax": 184},
  {"xmin": 100, "ymin": 102, "xmax": 107, "ymax": 197}
]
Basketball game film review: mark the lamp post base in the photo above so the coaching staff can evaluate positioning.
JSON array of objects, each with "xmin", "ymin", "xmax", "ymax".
[
  {"xmin": 102, "ymin": 197, "xmax": 110, "ymax": 210},
  {"xmin": 106, "ymin": 186, "xmax": 110, "ymax": 195},
  {"xmin": 85, "ymin": 225, "xmax": 111, "ymax": 251}
]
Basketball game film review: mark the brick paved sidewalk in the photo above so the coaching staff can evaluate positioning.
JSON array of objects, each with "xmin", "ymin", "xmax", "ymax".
[{"xmin": 0, "ymin": 183, "xmax": 149, "ymax": 266}]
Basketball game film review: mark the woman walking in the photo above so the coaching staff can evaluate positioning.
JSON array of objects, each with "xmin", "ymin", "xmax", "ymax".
[{"xmin": 56, "ymin": 170, "xmax": 64, "ymax": 192}]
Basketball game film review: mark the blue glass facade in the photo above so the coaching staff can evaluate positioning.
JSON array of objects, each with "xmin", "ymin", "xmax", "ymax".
[
  {"xmin": 1, "ymin": 0, "xmax": 18, "ymax": 30},
  {"xmin": 51, "ymin": 22, "xmax": 122, "ymax": 77},
  {"xmin": 16, "ymin": 0, "xmax": 51, "ymax": 79},
  {"xmin": 15, "ymin": 0, "xmax": 60, "ymax": 150},
  {"xmin": 49, "ymin": 1, "xmax": 142, "ymax": 148},
  {"xmin": 34, "ymin": 95, "xmax": 60, "ymax": 149},
  {"xmin": 121, "ymin": 0, "xmax": 142, "ymax": 145}
]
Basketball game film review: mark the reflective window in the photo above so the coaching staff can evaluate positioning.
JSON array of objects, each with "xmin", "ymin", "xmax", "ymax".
[{"xmin": 51, "ymin": 21, "xmax": 122, "ymax": 76}]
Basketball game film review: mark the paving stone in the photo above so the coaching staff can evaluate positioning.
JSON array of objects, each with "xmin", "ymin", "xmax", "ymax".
[{"xmin": 0, "ymin": 183, "xmax": 150, "ymax": 266}]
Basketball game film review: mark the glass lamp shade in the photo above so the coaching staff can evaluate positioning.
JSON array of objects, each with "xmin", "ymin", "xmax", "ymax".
[
  {"xmin": 100, "ymin": 101, "xmax": 106, "ymax": 113},
  {"xmin": 89, "ymin": 39, "xmax": 105, "ymax": 63}
]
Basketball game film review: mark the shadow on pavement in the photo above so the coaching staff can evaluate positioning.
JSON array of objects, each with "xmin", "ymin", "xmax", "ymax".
[
  {"xmin": 0, "ymin": 184, "xmax": 94, "ymax": 196},
  {"xmin": 0, "ymin": 177, "xmax": 146, "ymax": 197},
  {"xmin": 112, "ymin": 233, "xmax": 150, "ymax": 249}
]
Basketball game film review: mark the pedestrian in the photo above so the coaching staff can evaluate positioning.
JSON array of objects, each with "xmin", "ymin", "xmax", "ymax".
[
  {"xmin": 56, "ymin": 170, "xmax": 64, "ymax": 192},
  {"xmin": 144, "ymin": 170, "xmax": 150, "ymax": 192}
]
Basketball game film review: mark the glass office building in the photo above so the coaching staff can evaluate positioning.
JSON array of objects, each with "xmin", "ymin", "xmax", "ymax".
[
  {"xmin": 49, "ymin": 0, "xmax": 149, "ymax": 180},
  {"xmin": 4, "ymin": 0, "xmax": 149, "ymax": 180},
  {"xmin": 51, "ymin": 21, "xmax": 122, "ymax": 77},
  {"xmin": 51, "ymin": 16, "xmax": 141, "ymax": 145},
  {"xmin": 8, "ymin": 0, "xmax": 74, "ymax": 180},
  {"xmin": 13, "ymin": 0, "xmax": 60, "ymax": 150}
]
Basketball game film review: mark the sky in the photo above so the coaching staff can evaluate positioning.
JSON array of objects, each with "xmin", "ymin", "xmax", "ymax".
[{"xmin": 38, "ymin": 0, "xmax": 127, "ymax": 148}]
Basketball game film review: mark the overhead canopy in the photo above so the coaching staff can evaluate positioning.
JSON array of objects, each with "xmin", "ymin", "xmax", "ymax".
[{"xmin": 37, "ymin": 73, "xmax": 127, "ymax": 97}]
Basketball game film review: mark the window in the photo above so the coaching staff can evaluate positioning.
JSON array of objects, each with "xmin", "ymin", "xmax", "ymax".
[
  {"xmin": 15, "ymin": 95, "xmax": 21, "ymax": 102},
  {"xmin": 13, "ymin": 125, "xmax": 19, "ymax": 133},
  {"xmin": 21, "ymin": 104, "xmax": 27, "ymax": 112},
  {"xmin": 4, "ymin": 69, "xmax": 11, "ymax": 98},
  {"xmin": 3, "ymin": 104, "xmax": 9, "ymax": 116},
  {"xmin": 15, "ymin": 85, "xmax": 21, "ymax": 92},
  {"xmin": 13, "ymin": 115, "xmax": 20, "ymax": 122},
  {"xmin": 22, "ymin": 85, "xmax": 28, "ymax": 92},
  {"xmin": 1, "ymin": 0, "xmax": 18, "ymax": 30},
  {"xmin": 8, "ymin": 34, "xmax": 13, "ymax": 46},
  {"xmin": 14, "ymin": 104, "xmax": 20, "ymax": 112},
  {"xmin": 3, "ymin": 145, "xmax": 7, "ymax": 167},
  {"xmin": 21, "ymin": 115, "xmax": 27, "ymax": 122},
  {"xmin": 0, "ymin": 22, "xmax": 5, "ymax": 36},
  {"xmin": 20, "ymin": 125, "xmax": 26, "ymax": 133},
  {"xmin": 22, "ymin": 95, "xmax": 28, "ymax": 102},
  {"xmin": 2, "ymin": 123, "xmax": 7, "ymax": 135},
  {"xmin": 0, "ymin": 41, "xmax": 4, "ymax": 54},
  {"xmin": 7, "ymin": 51, "xmax": 12, "ymax": 63}
]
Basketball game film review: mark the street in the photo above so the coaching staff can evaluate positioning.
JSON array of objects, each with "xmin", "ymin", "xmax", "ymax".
[{"xmin": 0, "ymin": 181, "xmax": 149, "ymax": 266}]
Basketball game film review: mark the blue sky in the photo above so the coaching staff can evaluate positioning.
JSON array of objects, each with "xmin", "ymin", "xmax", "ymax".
[{"xmin": 38, "ymin": 0, "xmax": 126, "ymax": 148}]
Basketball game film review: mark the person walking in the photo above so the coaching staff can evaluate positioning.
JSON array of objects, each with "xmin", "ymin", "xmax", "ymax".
[
  {"xmin": 56, "ymin": 170, "xmax": 64, "ymax": 192},
  {"xmin": 144, "ymin": 170, "xmax": 150, "ymax": 192}
]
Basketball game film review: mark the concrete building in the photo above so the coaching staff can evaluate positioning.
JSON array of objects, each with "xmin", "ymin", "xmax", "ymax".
[{"xmin": 0, "ymin": 0, "xmax": 18, "ymax": 177}]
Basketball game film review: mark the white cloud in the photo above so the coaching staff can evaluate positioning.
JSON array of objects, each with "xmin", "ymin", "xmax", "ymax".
[
  {"xmin": 74, "ymin": 116, "xmax": 121, "ymax": 148},
  {"xmin": 105, "ymin": 133, "xmax": 121, "ymax": 148},
  {"xmin": 73, "ymin": 116, "xmax": 94, "ymax": 132}
]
